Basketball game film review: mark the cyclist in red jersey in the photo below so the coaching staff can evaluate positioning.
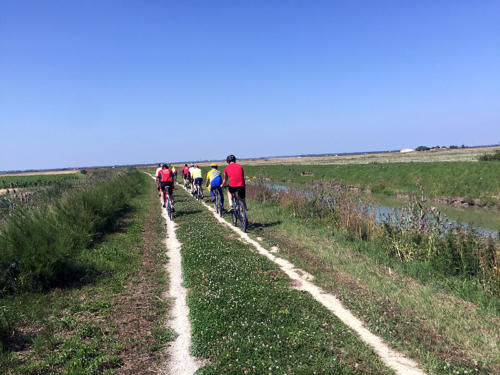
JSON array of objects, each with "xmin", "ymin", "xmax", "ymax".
[
  {"xmin": 222, "ymin": 154, "xmax": 247, "ymax": 211},
  {"xmin": 182, "ymin": 164, "xmax": 190, "ymax": 184},
  {"xmin": 157, "ymin": 164, "xmax": 175, "ymax": 210}
]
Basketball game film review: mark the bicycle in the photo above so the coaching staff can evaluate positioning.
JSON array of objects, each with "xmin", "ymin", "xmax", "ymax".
[
  {"xmin": 163, "ymin": 188, "xmax": 174, "ymax": 220},
  {"xmin": 213, "ymin": 187, "xmax": 223, "ymax": 217},
  {"xmin": 194, "ymin": 182, "xmax": 204, "ymax": 201},
  {"xmin": 231, "ymin": 194, "xmax": 248, "ymax": 232}
]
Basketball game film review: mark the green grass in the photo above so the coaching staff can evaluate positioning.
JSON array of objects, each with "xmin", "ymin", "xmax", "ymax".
[
  {"xmin": 243, "ymin": 161, "xmax": 500, "ymax": 206},
  {"xmin": 174, "ymin": 187, "xmax": 392, "ymax": 374},
  {"xmin": 0, "ymin": 173, "xmax": 82, "ymax": 189},
  {"xmin": 0, "ymin": 175, "xmax": 173, "ymax": 374},
  {"xmin": 0, "ymin": 169, "xmax": 145, "ymax": 295},
  {"xmin": 240, "ymin": 196, "xmax": 499, "ymax": 374}
]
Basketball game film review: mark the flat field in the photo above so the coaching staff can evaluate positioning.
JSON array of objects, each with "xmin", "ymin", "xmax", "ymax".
[
  {"xmin": 242, "ymin": 146, "xmax": 500, "ymax": 165},
  {"xmin": 242, "ymin": 161, "xmax": 500, "ymax": 207}
]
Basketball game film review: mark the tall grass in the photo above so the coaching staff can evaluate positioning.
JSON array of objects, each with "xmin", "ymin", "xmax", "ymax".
[
  {"xmin": 247, "ymin": 182, "xmax": 500, "ymax": 296},
  {"xmin": 479, "ymin": 150, "xmax": 500, "ymax": 161},
  {"xmin": 0, "ymin": 168, "xmax": 145, "ymax": 296},
  {"xmin": 0, "ymin": 169, "xmax": 146, "ymax": 350},
  {"xmin": 244, "ymin": 161, "xmax": 500, "ymax": 206}
]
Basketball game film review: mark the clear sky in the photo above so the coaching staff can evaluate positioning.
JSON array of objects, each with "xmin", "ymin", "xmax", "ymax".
[{"xmin": 1, "ymin": 0, "xmax": 499, "ymax": 170}]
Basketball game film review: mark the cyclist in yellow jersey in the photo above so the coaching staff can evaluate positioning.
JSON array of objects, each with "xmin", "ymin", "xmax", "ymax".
[
  {"xmin": 171, "ymin": 166, "xmax": 177, "ymax": 183},
  {"xmin": 206, "ymin": 163, "xmax": 224, "ymax": 206},
  {"xmin": 191, "ymin": 165, "xmax": 203, "ymax": 194}
]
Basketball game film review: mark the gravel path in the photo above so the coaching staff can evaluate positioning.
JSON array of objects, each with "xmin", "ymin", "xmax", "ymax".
[
  {"xmin": 161, "ymin": 206, "xmax": 201, "ymax": 375},
  {"xmin": 145, "ymin": 173, "xmax": 201, "ymax": 375}
]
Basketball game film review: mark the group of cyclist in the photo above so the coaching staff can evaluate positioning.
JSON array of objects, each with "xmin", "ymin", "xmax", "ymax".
[{"xmin": 155, "ymin": 154, "xmax": 246, "ymax": 213}]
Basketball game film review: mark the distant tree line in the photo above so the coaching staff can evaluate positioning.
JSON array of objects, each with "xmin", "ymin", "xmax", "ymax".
[
  {"xmin": 415, "ymin": 144, "xmax": 465, "ymax": 151},
  {"xmin": 479, "ymin": 150, "xmax": 500, "ymax": 161}
]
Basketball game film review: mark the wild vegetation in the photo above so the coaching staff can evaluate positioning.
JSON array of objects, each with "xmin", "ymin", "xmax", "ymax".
[
  {"xmin": 243, "ymin": 161, "xmax": 500, "ymax": 206},
  {"xmin": 479, "ymin": 150, "xmax": 500, "ymax": 161},
  {"xmin": 0, "ymin": 171, "xmax": 172, "ymax": 374},
  {"xmin": 0, "ymin": 173, "xmax": 81, "ymax": 190},
  {"xmin": 0, "ymin": 169, "xmax": 145, "ymax": 295},
  {"xmin": 246, "ymin": 182, "xmax": 499, "ymax": 299}
]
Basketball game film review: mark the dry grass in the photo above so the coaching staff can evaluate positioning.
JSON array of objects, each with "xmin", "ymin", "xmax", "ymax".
[
  {"xmin": 139, "ymin": 146, "xmax": 500, "ymax": 170},
  {"xmin": 0, "ymin": 169, "xmax": 80, "ymax": 177},
  {"xmin": 241, "ymin": 146, "xmax": 500, "ymax": 165}
]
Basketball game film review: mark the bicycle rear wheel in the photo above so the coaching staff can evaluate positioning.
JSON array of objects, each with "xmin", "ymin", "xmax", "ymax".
[
  {"xmin": 214, "ymin": 191, "xmax": 220, "ymax": 213},
  {"xmin": 166, "ymin": 194, "xmax": 173, "ymax": 220},
  {"xmin": 239, "ymin": 204, "xmax": 248, "ymax": 232},
  {"xmin": 218, "ymin": 195, "xmax": 223, "ymax": 217},
  {"xmin": 167, "ymin": 202, "xmax": 172, "ymax": 220}
]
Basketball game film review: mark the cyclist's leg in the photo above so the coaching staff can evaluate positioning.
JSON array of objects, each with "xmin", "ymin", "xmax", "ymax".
[
  {"xmin": 211, "ymin": 176, "xmax": 223, "ymax": 205},
  {"xmin": 227, "ymin": 187, "xmax": 234, "ymax": 209},
  {"xmin": 161, "ymin": 183, "xmax": 167, "ymax": 206}
]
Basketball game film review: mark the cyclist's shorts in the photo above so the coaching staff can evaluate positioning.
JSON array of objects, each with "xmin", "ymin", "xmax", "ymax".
[
  {"xmin": 210, "ymin": 175, "xmax": 222, "ymax": 188},
  {"xmin": 229, "ymin": 186, "xmax": 245, "ymax": 200},
  {"xmin": 161, "ymin": 182, "xmax": 173, "ymax": 194},
  {"xmin": 194, "ymin": 178, "xmax": 202, "ymax": 185}
]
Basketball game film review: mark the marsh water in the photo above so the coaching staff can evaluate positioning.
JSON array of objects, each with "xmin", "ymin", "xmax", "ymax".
[{"xmin": 255, "ymin": 182, "xmax": 499, "ymax": 238}]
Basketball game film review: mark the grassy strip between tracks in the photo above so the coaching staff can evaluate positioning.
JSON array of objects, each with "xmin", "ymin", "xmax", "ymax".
[
  {"xmin": 243, "ymin": 161, "xmax": 500, "ymax": 206},
  {"xmin": 0, "ymin": 176, "xmax": 173, "ymax": 374},
  {"xmin": 241, "ymin": 197, "xmax": 499, "ymax": 375},
  {"xmin": 174, "ymin": 188, "xmax": 392, "ymax": 374}
]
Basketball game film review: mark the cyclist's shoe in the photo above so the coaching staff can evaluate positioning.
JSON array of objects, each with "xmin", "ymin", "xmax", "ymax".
[
  {"xmin": 228, "ymin": 206, "xmax": 234, "ymax": 212},
  {"xmin": 172, "ymin": 205, "xmax": 175, "ymax": 212},
  {"xmin": 162, "ymin": 203, "xmax": 166, "ymax": 208}
]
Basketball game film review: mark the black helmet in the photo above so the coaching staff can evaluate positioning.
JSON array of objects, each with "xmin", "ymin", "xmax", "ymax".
[
  {"xmin": 226, "ymin": 154, "xmax": 236, "ymax": 163},
  {"xmin": 162, "ymin": 163, "xmax": 168, "ymax": 168}
]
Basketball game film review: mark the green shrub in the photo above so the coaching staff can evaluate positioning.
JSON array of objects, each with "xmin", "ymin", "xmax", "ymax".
[
  {"xmin": 479, "ymin": 150, "xmax": 500, "ymax": 161},
  {"xmin": 0, "ymin": 169, "xmax": 145, "ymax": 295},
  {"xmin": 247, "ymin": 182, "xmax": 500, "ymax": 295}
]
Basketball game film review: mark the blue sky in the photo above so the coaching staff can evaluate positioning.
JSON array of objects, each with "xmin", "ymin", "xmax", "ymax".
[{"xmin": 1, "ymin": 0, "xmax": 499, "ymax": 170}]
